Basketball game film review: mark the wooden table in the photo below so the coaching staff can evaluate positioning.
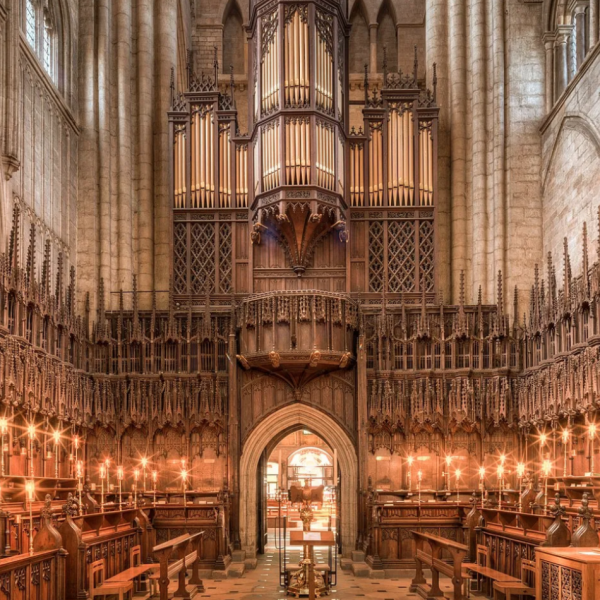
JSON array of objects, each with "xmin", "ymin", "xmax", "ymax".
[{"xmin": 288, "ymin": 531, "xmax": 335, "ymax": 600}]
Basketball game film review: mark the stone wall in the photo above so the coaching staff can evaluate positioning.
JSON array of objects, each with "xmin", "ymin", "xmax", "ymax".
[{"xmin": 541, "ymin": 44, "xmax": 600, "ymax": 276}]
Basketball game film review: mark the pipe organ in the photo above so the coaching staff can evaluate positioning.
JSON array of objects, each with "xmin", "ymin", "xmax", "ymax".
[{"xmin": 169, "ymin": 1, "xmax": 438, "ymax": 292}]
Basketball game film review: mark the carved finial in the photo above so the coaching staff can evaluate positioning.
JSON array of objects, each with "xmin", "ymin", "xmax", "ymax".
[
  {"xmin": 42, "ymin": 494, "xmax": 53, "ymax": 520},
  {"xmin": 497, "ymin": 270, "xmax": 504, "ymax": 315},
  {"xmin": 432, "ymin": 63, "xmax": 437, "ymax": 103},
  {"xmin": 68, "ymin": 266, "xmax": 76, "ymax": 317},
  {"xmin": 55, "ymin": 252, "xmax": 64, "ymax": 305},
  {"xmin": 26, "ymin": 223, "xmax": 36, "ymax": 288},
  {"xmin": 364, "ymin": 63, "xmax": 369, "ymax": 104},
  {"xmin": 459, "ymin": 270, "xmax": 465, "ymax": 306},
  {"xmin": 382, "ymin": 45, "xmax": 388, "ymax": 86},
  {"xmin": 170, "ymin": 67, "xmax": 175, "ymax": 107},
  {"xmin": 41, "ymin": 239, "xmax": 51, "ymax": 299},
  {"xmin": 63, "ymin": 492, "xmax": 78, "ymax": 518},
  {"xmin": 98, "ymin": 278, "xmax": 106, "ymax": 324},
  {"xmin": 583, "ymin": 221, "xmax": 590, "ymax": 295},
  {"xmin": 186, "ymin": 48, "xmax": 193, "ymax": 88},
  {"xmin": 8, "ymin": 204, "xmax": 20, "ymax": 273},
  {"xmin": 477, "ymin": 285, "xmax": 482, "ymax": 306},
  {"xmin": 513, "ymin": 286, "xmax": 519, "ymax": 332},
  {"xmin": 413, "ymin": 44, "xmax": 418, "ymax": 83},
  {"xmin": 214, "ymin": 46, "xmax": 219, "ymax": 82},
  {"xmin": 230, "ymin": 64, "xmax": 235, "ymax": 107}
]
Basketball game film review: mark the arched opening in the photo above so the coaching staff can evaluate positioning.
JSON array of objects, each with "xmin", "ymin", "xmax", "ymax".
[
  {"xmin": 349, "ymin": 2, "xmax": 369, "ymax": 74},
  {"xmin": 239, "ymin": 403, "xmax": 358, "ymax": 558},
  {"xmin": 223, "ymin": 0, "xmax": 245, "ymax": 75},
  {"xmin": 377, "ymin": 1, "xmax": 397, "ymax": 73}
]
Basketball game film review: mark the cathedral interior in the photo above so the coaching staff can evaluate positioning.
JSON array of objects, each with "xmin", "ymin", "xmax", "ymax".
[{"xmin": 0, "ymin": 0, "xmax": 600, "ymax": 598}]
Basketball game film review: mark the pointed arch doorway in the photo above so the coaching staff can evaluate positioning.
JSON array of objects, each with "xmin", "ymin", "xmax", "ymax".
[{"xmin": 239, "ymin": 403, "xmax": 358, "ymax": 558}]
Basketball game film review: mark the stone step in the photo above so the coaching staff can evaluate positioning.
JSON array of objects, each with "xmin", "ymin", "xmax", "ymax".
[
  {"xmin": 340, "ymin": 557, "xmax": 353, "ymax": 571},
  {"xmin": 225, "ymin": 562, "xmax": 246, "ymax": 578},
  {"xmin": 351, "ymin": 562, "xmax": 371, "ymax": 577},
  {"xmin": 231, "ymin": 549, "xmax": 246, "ymax": 562},
  {"xmin": 244, "ymin": 557, "xmax": 258, "ymax": 570},
  {"xmin": 351, "ymin": 550, "xmax": 366, "ymax": 562}
]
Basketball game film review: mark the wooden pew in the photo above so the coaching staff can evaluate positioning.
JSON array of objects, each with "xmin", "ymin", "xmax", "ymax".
[
  {"xmin": 462, "ymin": 544, "xmax": 520, "ymax": 597},
  {"xmin": 151, "ymin": 531, "xmax": 205, "ymax": 600},
  {"xmin": 409, "ymin": 530, "xmax": 468, "ymax": 600},
  {"xmin": 492, "ymin": 558, "xmax": 535, "ymax": 600}
]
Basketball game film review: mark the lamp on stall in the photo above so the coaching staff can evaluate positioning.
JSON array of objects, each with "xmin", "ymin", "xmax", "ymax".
[
  {"xmin": 26, "ymin": 479, "xmax": 35, "ymax": 556},
  {"xmin": 99, "ymin": 463, "xmax": 106, "ymax": 511},
  {"xmin": 407, "ymin": 455, "xmax": 414, "ymax": 492},
  {"xmin": 140, "ymin": 457, "xmax": 148, "ymax": 492},
  {"xmin": 454, "ymin": 469, "xmax": 461, "ymax": 504},
  {"xmin": 117, "ymin": 466, "xmax": 124, "ymax": 508},
  {"xmin": 444, "ymin": 455, "xmax": 453, "ymax": 491},
  {"xmin": 589, "ymin": 423, "xmax": 597, "ymax": 475},
  {"xmin": 516, "ymin": 462, "xmax": 526, "ymax": 511},
  {"xmin": 133, "ymin": 469, "xmax": 139, "ymax": 508},
  {"xmin": 52, "ymin": 430, "xmax": 60, "ymax": 479},
  {"xmin": 0, "ymin": 417, "xmax": 7, "ymax": 477},
  {"xmin": 152, "ymin": 470, "xmax": 158, "ymax": 505},
  {"xmin": 542, "ymin": 459, "xmax": 552, "ymax": 512},
  {"xmin": 497, "ymin": 464, "xmax": 505, "ymax": 509},
  {"xmin": 181, "ymin": 469, "xmax": 188, "ymax": 507},
  {"xmin": 562, "ymin": 429, "xmax": 569, "ymax": 477},
  {"xmin": 479, "ymin": 466, "xmax": 486, "ymax": 509},
  {"xmin": 28, "ymin": 423, "xmax": 36, "ymax": 478}
]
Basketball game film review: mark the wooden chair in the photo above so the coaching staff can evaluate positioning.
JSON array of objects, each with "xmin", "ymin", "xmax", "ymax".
[
  {"xmin": 89, "ymin": 559, "xmax": 133, "ymax": 600},
  {"xmin": 493, "ymin": 559, "xmax": 536, "ymax": 600}
]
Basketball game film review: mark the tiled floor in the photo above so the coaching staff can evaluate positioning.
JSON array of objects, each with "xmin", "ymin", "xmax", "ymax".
[{"xmin": 194, "ymin": 542, "xmax": 455, "ymax": 600}]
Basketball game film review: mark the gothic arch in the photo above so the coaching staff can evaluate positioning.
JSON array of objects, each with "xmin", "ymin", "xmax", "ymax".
[
  {"xmin": 376, "ymin": 0, "xmax": 398, "ymax": 73},
  {"xmin": 222, "ymin": 0, "xmax": 245, "ymax": 75},
  {"xmin": 349, "ymin": 0, "xmax": 370, "ymax": 74},
  {"xmin": 239, "ymin": 403, "xmax": 358, "ymax": 558},
  {"xmin": 542, "ymin": 113, "xmax": 600, "ymax": 191}
]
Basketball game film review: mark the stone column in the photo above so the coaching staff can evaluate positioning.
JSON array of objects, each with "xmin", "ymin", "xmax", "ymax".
[
  {"xmin": 543, "ymin": 33, "xmax": 556, "ymax": 112},
  {"xmin": 116, "ymin": 0, "xmax": 133, "ymax": 290},
  {"xmin": 591, "ymin": 0, "xmax": 599, "ymax": 48},
  {"xmin": 574, "ymin": 4, "xmax": 588, "ymax": 67},
  {"xmin": 471, "ymin": 0, "xmax": 489, "ymax": 300},
  {"xmin": 136, "ymin": 0, "xmax": 155, "ymax": 305},
  {"xmin": 554, "ymin": 28, "xmax": 570, "ymax": 99},
  {"xmin": 492, "ymin": 0, "xmax": 506, "ymax": 299},
  {"xmin": 153, "ymin": 0, "xmax": 178, "ymax": 303},
  {"xmin": 77, "ymin": 0, "xmax": 99, "ymax": 313},
  {"xmin": 449, "ymin": 0, "xmax": 468, "ymax": 299},
  {"xmin": 426, "ymin": 0, "xmax": 451, "ymax": 297},
  {"xmin": 98, "ymin": 0, "xmax": 113, "ymax": 300},
  {"xmin": 369, "ymin": 24, "xmax": 378, "ymax": 74}
]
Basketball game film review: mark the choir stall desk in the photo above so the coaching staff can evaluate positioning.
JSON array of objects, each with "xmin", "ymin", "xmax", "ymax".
[{"xmin": 535, "ymin": 546, "xmax": 600, "ymax": 600}]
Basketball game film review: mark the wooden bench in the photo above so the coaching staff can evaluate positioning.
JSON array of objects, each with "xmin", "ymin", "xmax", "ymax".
[
  {"xmin": 104, "ymin": 544, "xmax": 158, "ymax": 592},
  {"xmin": 409, "ymin": 530, "xmax": 468, "ymax": 600},
  {"xmin": 151, "ymin": 531, "xmax": 205, "ymax": 600},
  {"xmin": 462, "ymin": 544, "xmax": 520, "ymax": 597},
  {"xmin": 89, "ymin": 559, "xmax": 134, "ymax": 600},
  {"xmin": 492, "ymin": 558, "xmax": 536, "ymax": 600}
]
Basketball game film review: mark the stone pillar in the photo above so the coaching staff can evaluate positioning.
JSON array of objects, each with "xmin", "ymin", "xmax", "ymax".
[
  {"xmin": 77, "ymin": 0, "xmax": 99, "ymax": 313},
  {"xmin": 471, "ymin": 0, "xmax": 488, "ymax": 300},
  {"xmin": 356, "ymin": 328, "xmax": 369, "ymax": 546},
  {"xmin": 554, "ymin": 29, "xmax": 569, "ymax": 99},
  {"xmin": 574, "ymin": 4, "xmax": 588, "ymax": 67},
  {"xmin": 228, "ymin": 329, "xmax": 240, "ymax": 548},
  {"xmin": 98, "ymin": 0, "xmax": 113, "ymax": 301},
  {"xmin": 426, "ymin": 0, "xmax": 451, "ymax": 298},
  {"xmin": 543, "ymin": 33, "xmax": 556, "ymax": 112},
  {"xmin": 116, "ymin": 0, "xmax": 134, "ymax": 291},
  {"xmin": 136, "ymin": 0, "xmax": 155, "ymax": 305},
  {"xmin": 449, "ymin": 0, "xmax": 468, "ymax": 298},
  {"xmin": 591, "ymin": 0, "xmax": 599, "ymax": 48},
  {"xmin": 369, "ymin": 24, "xmax": 378, "ymax": 74},
  {"xmin": 153, "ymin": 0, "xmax": 178, "ymax": 303}
]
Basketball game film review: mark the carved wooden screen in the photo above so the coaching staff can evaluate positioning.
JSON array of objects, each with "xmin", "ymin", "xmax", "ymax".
[{"xmin": 349, "ymin": 62, "xmax": 439, "ymax": 297}]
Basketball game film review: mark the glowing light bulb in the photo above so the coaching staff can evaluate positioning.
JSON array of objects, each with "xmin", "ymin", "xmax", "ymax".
[
  {"xmin": 181, "ymin": 469, "xmax": 188, "ymax": 481},
  {"xmin": 479, "ymin": 466, "xmax": 485, "ymax": 479},
  {"xmin": 152, "ymin": 471, "xmax": 157, "ymax": 483},
  {"xmin": 542, "ymin": 460, "xmax": 552, "ymax": 476},
  {"xmin": 407, "ymin": 456, "xmax": 414, "ymax": 466},
  {"xmin": 0, "ymin": 418, "xmax": 8, "ymax": 434},
  {"xmin": 53, "ymin": 430, "xmax": 60, "ymax": 444},
  {"xmin": 455, "ymin": 469, "xmax": 461, "ymax": 480},
  {"xmin": 117, "ymin": 466, "xmax": 124, "ymax": 481},
  {"xmin": 25, "ymin": 480, "xmax": 35, "ymax": 502},
  {"xmin": 100, "ymin": 465, "xmax": 106, "ymax": 479},
  {"xmin": 562, "ymin": 429, "xmax": 569, "ymax": 444},
  {"xmin": 497, "ymin": 465, "xmax": 504, "ymax": 479},
  {"xmin": 134, "ymin": 469, "xmax": 139, "ymax": 481},
  {"xmin": 445, "ymin": 456, "xmax": 452, "ymax": 467},
  {"xmin": 417, "ymin": 470, "xmax": 422, "ymax": 481},
  {"xmin": 540, "ymin": 433, "xmax": 547, "ymax": 446},
  {"xmin": 74, "ymin": 436, "xmax": 79, "ymax": 450},
  {"xmin": 589, "ymin": 423, "xmax": 597, "ymax": 439},
  {"xmin": 516, "ymin": 462, "xmax": 525, "ymax": 478},
  {"xmin": 27, "ymin": 424, "xmax": 35, "ymax": 440},
  {"xmin": 141, "ymin": 457, "xmax": 148, "ymax": 469}
]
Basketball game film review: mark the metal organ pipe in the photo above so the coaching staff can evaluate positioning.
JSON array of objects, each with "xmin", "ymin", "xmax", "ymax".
[
  {"xmin": 419, "ymin": 124, "xmax": 434, "ymax": 206},
  {"xmin": 236, "ymin": 144, "xmax": 248, "ymax": 208},
  {"xmin": 174, "ymin": 125, "xmax": 186, "ymax": 208},
  {"xmin": 285, "ymin": 7, "xmax": 309, "ymax": 106},
  {"xmin": 262, "ymin": 11, "xmax": 279, "ymax": 114},
  {"xmin": 219, "ymin": 124, "xmax": 231, "ymax": 208},
  {"xmin": 387, "ymin": 105, "xmax": 415, "ymax": 207}
]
